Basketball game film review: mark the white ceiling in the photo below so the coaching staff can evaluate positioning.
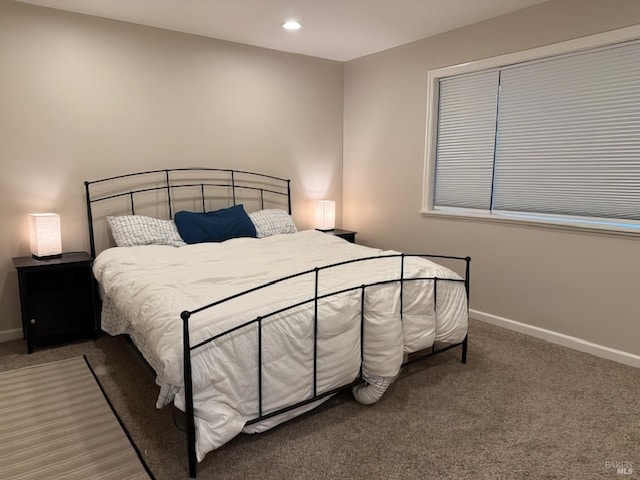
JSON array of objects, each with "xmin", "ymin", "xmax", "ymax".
[{"xmin": 16, "ymin": 0, "xmax": 550, "ymax": 61}]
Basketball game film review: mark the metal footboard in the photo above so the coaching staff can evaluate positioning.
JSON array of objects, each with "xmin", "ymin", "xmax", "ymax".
[{"xmin": 180, "ymin": 253, "xmax": 470, "ymax": 478}]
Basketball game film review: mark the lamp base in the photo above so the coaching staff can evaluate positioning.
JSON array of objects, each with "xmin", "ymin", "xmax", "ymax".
[
  {"xmin": 315, "ymin": 228, "xmax": 335, "ymax": 232},
  {"xmin": 32, "ymin": 253, "xmax": 62, "ymax": 260}
]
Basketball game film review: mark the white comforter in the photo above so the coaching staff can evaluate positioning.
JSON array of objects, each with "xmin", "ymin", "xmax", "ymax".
[{"xmin": 93, "ymin": 230, "xmax": 467, "ymax": 461}]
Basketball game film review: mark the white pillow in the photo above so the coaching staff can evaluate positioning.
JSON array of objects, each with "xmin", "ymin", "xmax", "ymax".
[
  {"xmin": 248, "ymin": 209, "xmax": 297, "ymax": 238},
  {"xmin": 107, "ymin": 215, "xmax": 186, "ymax": 247}
]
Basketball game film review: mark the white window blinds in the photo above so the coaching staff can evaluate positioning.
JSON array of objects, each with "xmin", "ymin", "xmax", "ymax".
[
  {"xmin": 434, "ymin": 70, "xmax": 498, "ymax": 211},
  {"xmin": 433, "ymin": 38, "xmax": 640, "ymax": 227}
]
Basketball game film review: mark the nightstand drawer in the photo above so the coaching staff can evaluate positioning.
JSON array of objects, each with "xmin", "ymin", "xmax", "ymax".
[{"xmin": 25, "ymin": 288, "xmax": 94, "ymax": 337}]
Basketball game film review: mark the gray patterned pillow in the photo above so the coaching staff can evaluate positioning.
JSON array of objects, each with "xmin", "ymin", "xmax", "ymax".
[
  {"xmin": 107, "ymin": 215, "xmax": 186, "ymax": 247},
  {"xmin": 248, "ymin": 209, "xmax": 297, "ymax": 238}
]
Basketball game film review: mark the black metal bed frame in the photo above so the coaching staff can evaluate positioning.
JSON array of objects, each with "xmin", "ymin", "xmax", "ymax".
[{"xmin": 84, "ymin": 168, "xmax": 470, "ymax": 479}]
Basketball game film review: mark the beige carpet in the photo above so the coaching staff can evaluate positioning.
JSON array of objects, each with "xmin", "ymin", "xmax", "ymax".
[{"xmin": 0, "ymin": 356, "xmax": 154, "ymax": 480}]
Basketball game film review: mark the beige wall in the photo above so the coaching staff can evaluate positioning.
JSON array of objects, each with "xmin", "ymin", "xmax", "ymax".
[
  {"xmin": 344, "ymin": 0, "xmax": 640, "ymax": 356},
  {"xmin": 0, "ymin": 1, "xmax": 344, "ymax": 336}
]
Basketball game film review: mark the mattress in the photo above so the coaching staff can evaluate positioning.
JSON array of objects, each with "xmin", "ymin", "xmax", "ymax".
[{"xmin": 93, "ymin": 229, "xmax": 467, "ymax": 461}]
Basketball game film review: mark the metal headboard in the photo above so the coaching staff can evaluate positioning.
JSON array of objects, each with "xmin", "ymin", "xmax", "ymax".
[{"xmin": 85, "ymin": 168, "xmax": 291, "ymax": 257}]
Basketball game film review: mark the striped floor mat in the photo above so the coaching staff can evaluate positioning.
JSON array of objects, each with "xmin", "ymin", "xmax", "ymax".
[{"xmin": 0, "ymin": 356, "xmax": 154, "ymax": 480}]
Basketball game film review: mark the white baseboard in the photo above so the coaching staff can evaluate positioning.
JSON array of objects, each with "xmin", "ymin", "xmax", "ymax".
[
  {"xmin": 0, "ymin": 328, "xmax": 22, "ymax": 344},
  {"xmin": 470, "ymin": 309, "xmax": 640, "ymax": 369}
]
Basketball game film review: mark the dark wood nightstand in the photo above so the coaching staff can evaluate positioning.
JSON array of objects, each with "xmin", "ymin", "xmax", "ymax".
[
  {"xmin": 12, "ymin": 252, "xmax": 98, "ymax": 353},
  {"xmin": 318, "ymin": 228, "xmax": 357, "ymax": 243}
]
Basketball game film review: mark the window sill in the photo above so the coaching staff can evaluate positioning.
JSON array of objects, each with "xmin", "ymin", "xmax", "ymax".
[{"xmin": 419, "ymin": 209, "xmax": 640, "ymax": 239}]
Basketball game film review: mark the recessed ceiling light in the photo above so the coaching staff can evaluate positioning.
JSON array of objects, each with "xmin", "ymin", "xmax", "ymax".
[{"xmin": 283, "ymin": 20, "xmax": 301, "ymax": 31}]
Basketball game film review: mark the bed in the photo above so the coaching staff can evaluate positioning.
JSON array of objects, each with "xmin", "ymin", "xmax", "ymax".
[{"xmin": 85, "ymin": 168, "xmax": 470, "ymax": 478}]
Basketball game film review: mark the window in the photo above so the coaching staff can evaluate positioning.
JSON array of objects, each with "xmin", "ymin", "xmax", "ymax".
[{"xmin": 422, "ymin": 26, "xmax": 640, "ymax": 235}]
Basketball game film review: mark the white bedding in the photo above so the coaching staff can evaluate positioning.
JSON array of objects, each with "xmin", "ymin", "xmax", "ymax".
[{"xmin": 93, "ymin": 229, "xmax": 467, "ymax": 461}]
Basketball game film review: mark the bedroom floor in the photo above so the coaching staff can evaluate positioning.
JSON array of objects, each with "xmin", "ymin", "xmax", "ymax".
[{"xmin": 0, "ymin": 318, "xmax": 638, "ymax": 480}]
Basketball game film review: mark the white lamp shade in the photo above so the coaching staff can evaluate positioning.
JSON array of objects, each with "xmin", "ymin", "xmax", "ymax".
[
  {"xmin": 315, "ymin": 200, "xmax": 336, "ymax": 231},
  {"xmin": 29, "ymin": 213, "xmax": 62, "ymax": 258}
]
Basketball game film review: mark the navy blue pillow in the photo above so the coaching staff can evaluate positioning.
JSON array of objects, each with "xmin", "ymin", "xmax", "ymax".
[{"xmin": 174, "ymin": 205, "xmax": 257, "ymax": 244}]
